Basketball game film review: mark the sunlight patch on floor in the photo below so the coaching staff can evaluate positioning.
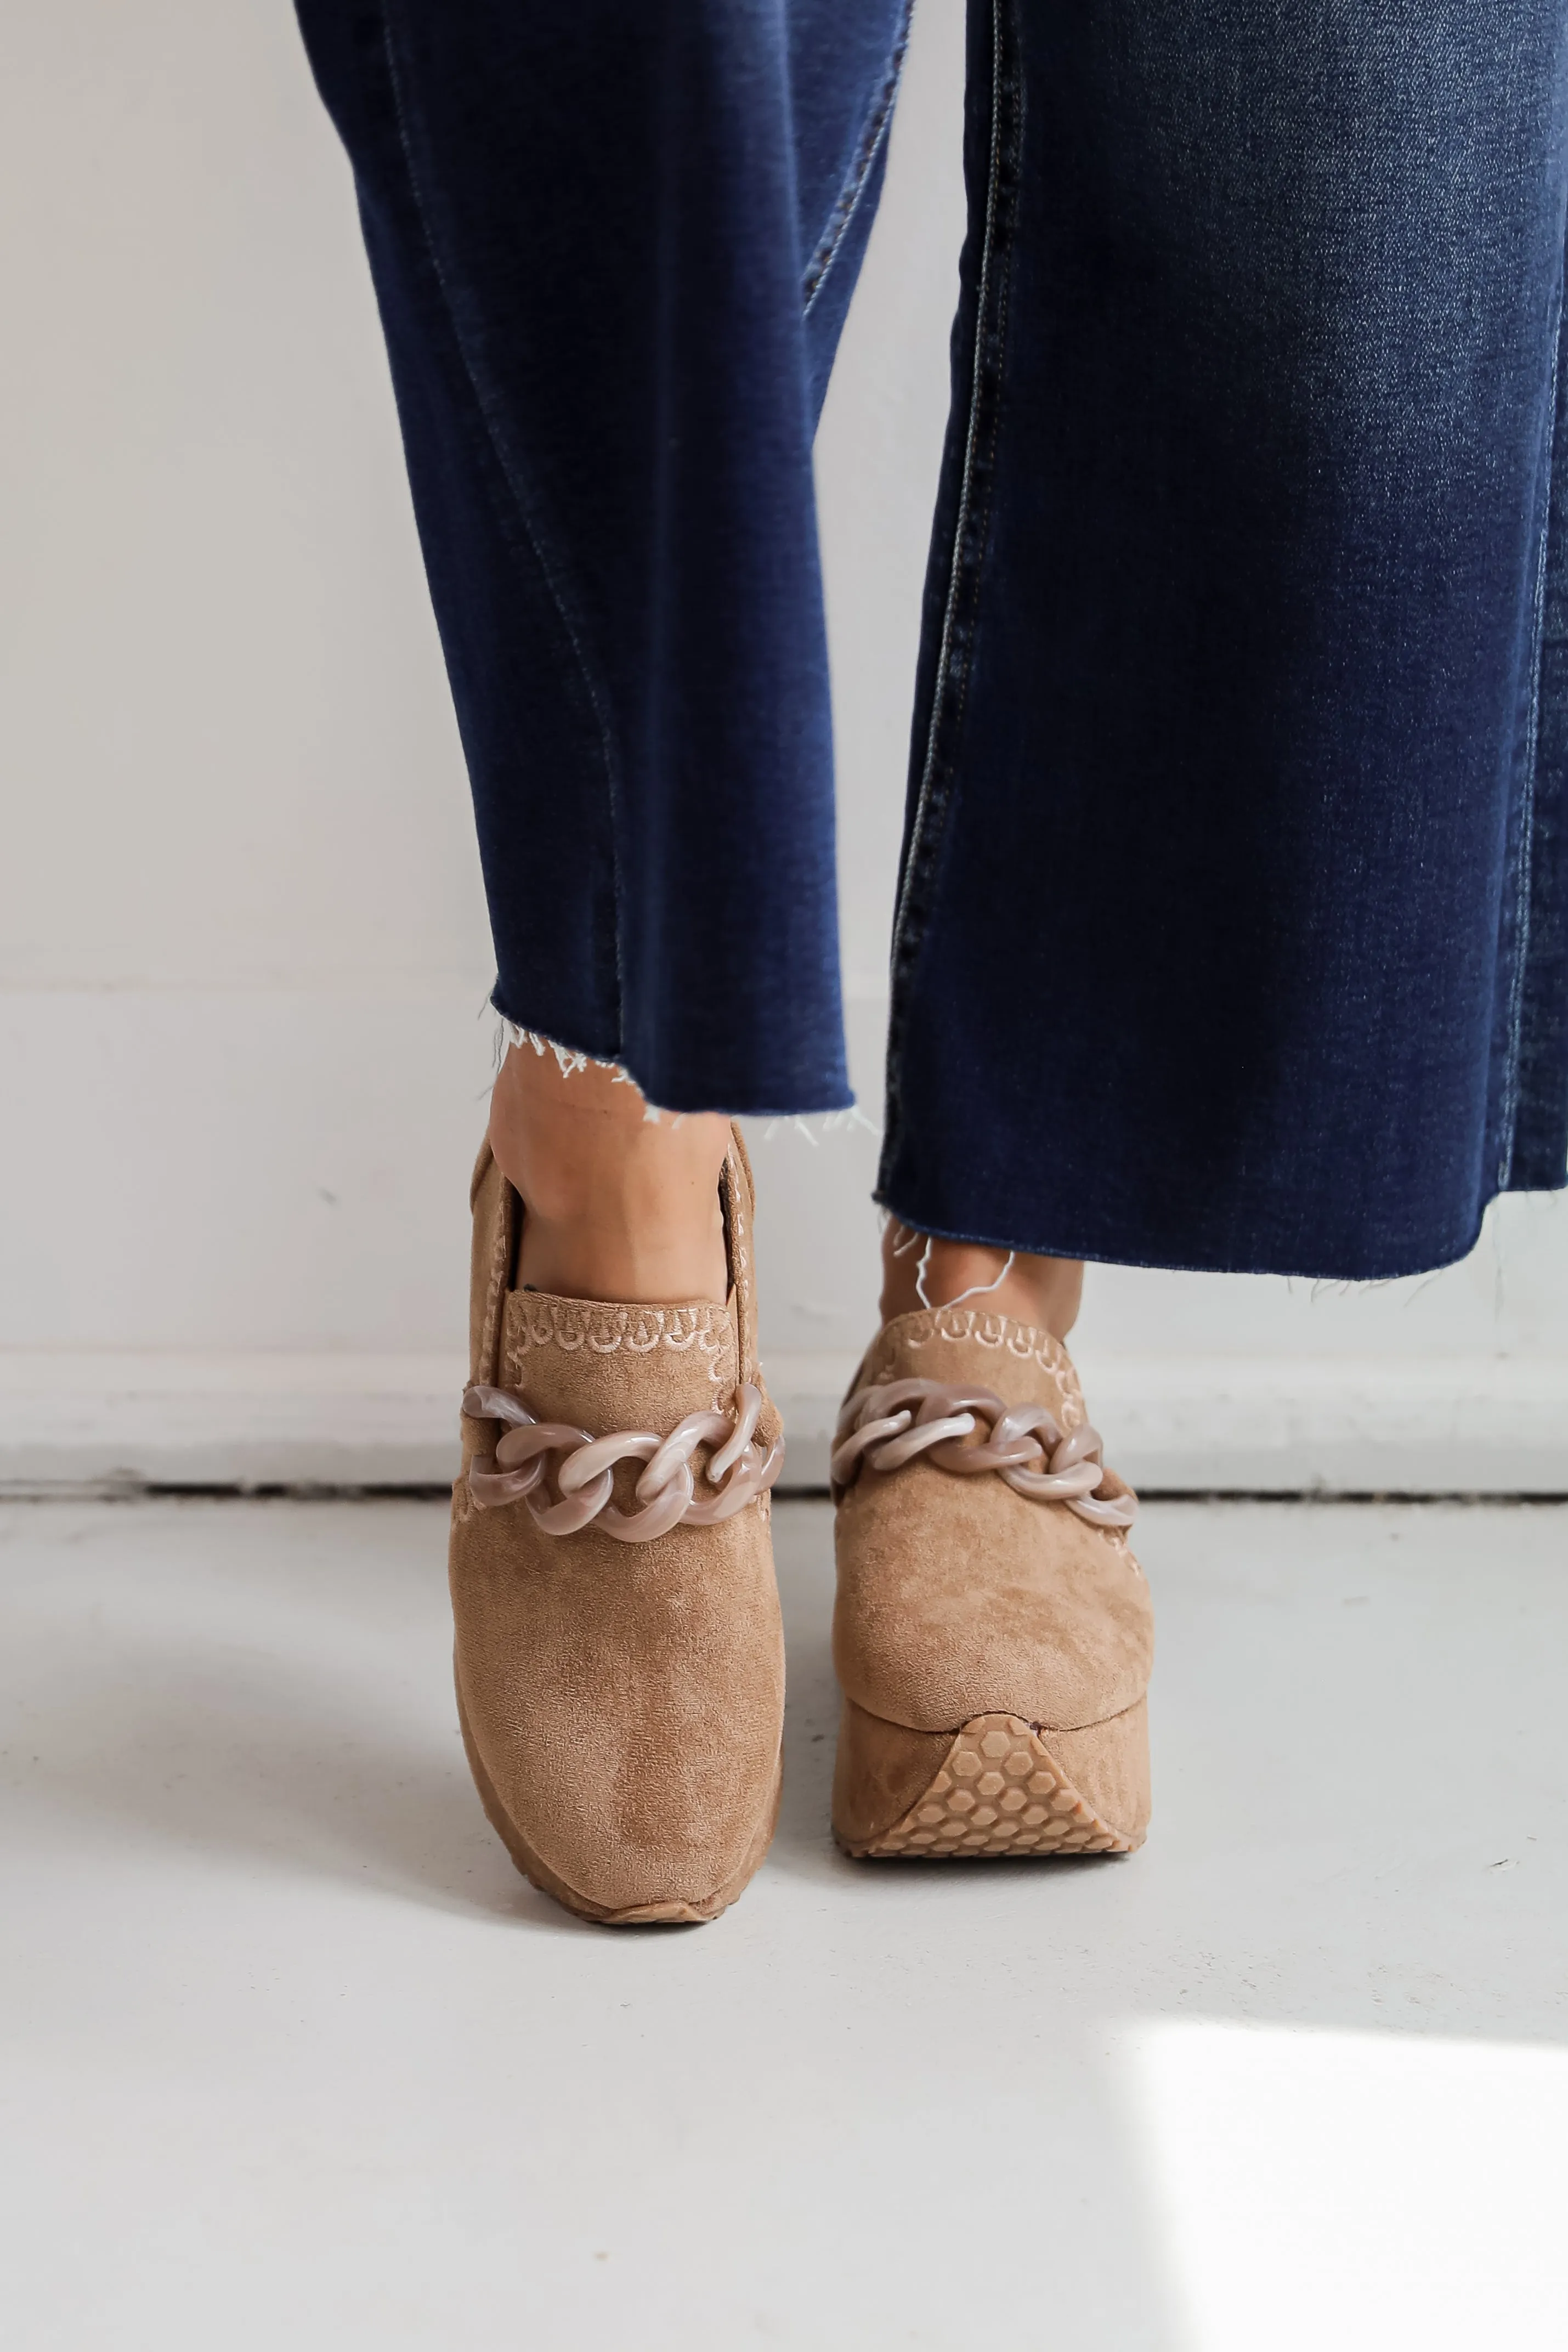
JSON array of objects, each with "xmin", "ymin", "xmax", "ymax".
[{"xmin": 1122, "ymin": 2020, "xmax": 1568, "ymax": 2352}]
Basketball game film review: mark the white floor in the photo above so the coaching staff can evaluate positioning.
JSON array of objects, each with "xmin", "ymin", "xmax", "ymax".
[{"xmin": 2, "ymin": 1500, "xmax": 1565, "ymax": 2351}]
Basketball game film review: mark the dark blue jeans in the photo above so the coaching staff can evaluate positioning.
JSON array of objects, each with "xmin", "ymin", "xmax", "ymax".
[{"xmin": 298, "ymin": 0, "xmax": 1568, "ymax": 1279}]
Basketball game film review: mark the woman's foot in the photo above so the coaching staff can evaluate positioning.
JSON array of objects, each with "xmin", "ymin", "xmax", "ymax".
[
  {"xmin": 451, "ymin": 1113, "xmax": 785, "ymax": 1925},
  {"xmin": 834, "ymin": 1228, "xmax": 1150, "ymax": 1862},
  {"xmin": 879, "ymin": 1219, "xmax": 1084, "ymax": 1340},
  {"xmin": 489, "ymin": 1041, "xmax": 729, "ymax": 1304}
]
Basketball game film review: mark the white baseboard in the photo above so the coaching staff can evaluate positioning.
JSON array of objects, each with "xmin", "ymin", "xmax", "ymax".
[
  {"xmin": 3, "ymin": 1349, "xmax": 1566, "ymax": 1496},
  {"xmin": 0, "ymin": 1353, "xmax": 469, "ymax": 1492},
  {"xmin": 1057, "ymin": 1354, "xmax": 1568, "ymax": 1496}
]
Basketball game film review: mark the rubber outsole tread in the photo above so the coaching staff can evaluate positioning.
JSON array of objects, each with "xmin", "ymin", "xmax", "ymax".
[{"xmin": 841, "ymin": 1712, "xmax": 1135, "ymax": 1859}]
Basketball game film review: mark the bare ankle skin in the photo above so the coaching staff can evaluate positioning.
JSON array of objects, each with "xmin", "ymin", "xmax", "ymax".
[
  {"xmin": 488, "ymin": 1045, "xmax": 730, "ymax": 1305},
  {"xmin": 879, "ymin": 1218, "xmax": 1084, "ymax": 1342}
]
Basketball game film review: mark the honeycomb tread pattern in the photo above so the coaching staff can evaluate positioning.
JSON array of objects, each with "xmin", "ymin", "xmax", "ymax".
[{"xmin": 862, "ymin": 1714, "xmax": 1133, "ymax": 1859}]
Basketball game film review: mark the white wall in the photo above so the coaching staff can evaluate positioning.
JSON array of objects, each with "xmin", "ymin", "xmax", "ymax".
[{"xmin": 3, "ymin": 0, "xmax": 1566, "ymax": 1492}]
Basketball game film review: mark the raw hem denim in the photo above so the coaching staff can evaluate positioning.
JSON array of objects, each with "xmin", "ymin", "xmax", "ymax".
[
  {"xmin": 878, "ymin": 0, "xmax": 1568, "ymax": 1279},
  {"xmin": 297, "ymin": 0, "xmax": 916, "ymax": 1118},
  {"xmin": 300, "ymin": 0, "xmax": 1568, "ymax": 1280}
]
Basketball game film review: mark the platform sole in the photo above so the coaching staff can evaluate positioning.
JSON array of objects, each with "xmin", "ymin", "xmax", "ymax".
[{"xmin": 834, "ymin": 1699, "xmax": 1146, "ymax": 1859}]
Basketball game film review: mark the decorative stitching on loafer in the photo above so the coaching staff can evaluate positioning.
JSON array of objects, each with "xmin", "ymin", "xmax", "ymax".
[
  {"xmin": 902, "ymin": 1306, "xmax": 1084, "ymax": 1382},
  {"xmin": 461, "ymin": 1380, "xmax": 784, "ymax": 1540},
  {"xmin": 830, "ymin": 1378, "xmax": 1136, "ymax": 1530},
  {"xmin": 506, "ymin": 1298, "xmax": 728, "ymax": 1384}
]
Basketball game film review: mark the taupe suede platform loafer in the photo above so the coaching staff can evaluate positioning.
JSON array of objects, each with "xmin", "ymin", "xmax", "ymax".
[
  {"xmin": 450, "ymin": 1128, "xmax": 785, "ymax": 1925},
  {"xmin": 831, "ymin": 1306, "xmax": 1152, "ymax": 1861}
]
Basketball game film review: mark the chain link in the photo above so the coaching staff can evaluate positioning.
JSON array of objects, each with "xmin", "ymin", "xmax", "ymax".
[
  {"xmin": 461, "ymin": 1380, "xmax": 783, "ymax": 1540},
  {"xmin": 831, "ymin": 1378, "xmax": 1136, "ymax": 1529}
]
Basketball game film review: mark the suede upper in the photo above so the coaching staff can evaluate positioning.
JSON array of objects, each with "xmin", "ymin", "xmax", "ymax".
[
  {"xmin": 450, "ymin": 1132, "xmax": 785, "ymax": 1917},
  {"xmin": 832, "ymin": 1307, "xmax": 1153, "ymax": 1735}
]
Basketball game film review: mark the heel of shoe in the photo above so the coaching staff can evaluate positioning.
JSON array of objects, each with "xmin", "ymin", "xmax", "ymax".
[{"xmin": 834, "ymin": 1697, "xmax": 1147, "ymax": 1859}]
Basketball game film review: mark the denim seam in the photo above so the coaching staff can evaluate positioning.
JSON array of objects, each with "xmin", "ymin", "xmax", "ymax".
[
  {"xmin": 378, "ymin": 4, "xmax": 628, "ymax": 1050},
  {"xmin": 886, "ymin": 0, "xmax": 1020, "ymax": 1116},
  {"xmin": 801, "ymin": 0, "xmax": 914, "ymax": 319},
  {"xmin": 1498, "ymin": 279, "xmax": 1564, "ymax": 1187}
]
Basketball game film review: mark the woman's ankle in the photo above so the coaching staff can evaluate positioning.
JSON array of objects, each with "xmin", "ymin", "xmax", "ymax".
[
  {"xmin": 488, "ymin": 1044, "xmax": 731, "ymax": 1305},
  {"xmin": 879, "ymin": 1219, "xmax": 1084, "ymax": 1341}
]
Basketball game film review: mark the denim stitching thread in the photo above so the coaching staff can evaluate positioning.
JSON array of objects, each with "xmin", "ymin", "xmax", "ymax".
[
  {"xmin": 1498, "ymin": 282, "xmax": 1563, "ymax": 1186},
  {"xmin": 801, "ymin": 0, "xmax": 914, "ymax": 319},
  {"xmin": 888, "ymin": 3, "xmax": 1006, "ymax": 974},
  {"xmin": 886, "ymin": 0, "xmax": 1020, "ymax": 1152}
]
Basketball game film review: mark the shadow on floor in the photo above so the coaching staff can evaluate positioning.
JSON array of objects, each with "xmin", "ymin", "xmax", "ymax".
[{"xmin": 6, "ymin": 1494, "xmax": 1567, "ymax": 2026}]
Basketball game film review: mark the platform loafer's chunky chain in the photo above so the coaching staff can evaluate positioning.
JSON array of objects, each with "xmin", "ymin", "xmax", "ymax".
[
  {"xmin": 830, "ymin": 1378, "xmax": 1136, "ymax": 1529},
  {"xmin": 461, "ymin": 1379, "xmax": 784, "ymax": 1540}
]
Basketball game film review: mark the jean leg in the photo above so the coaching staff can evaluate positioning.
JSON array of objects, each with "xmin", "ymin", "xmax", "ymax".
[
  {"xmin": 883, "ymin": 0, "xmax": 1568, "ymax": 1279},
  {"xmin": 296, "ymin": 0, "xmax": 909, "ymax": 1114}
]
